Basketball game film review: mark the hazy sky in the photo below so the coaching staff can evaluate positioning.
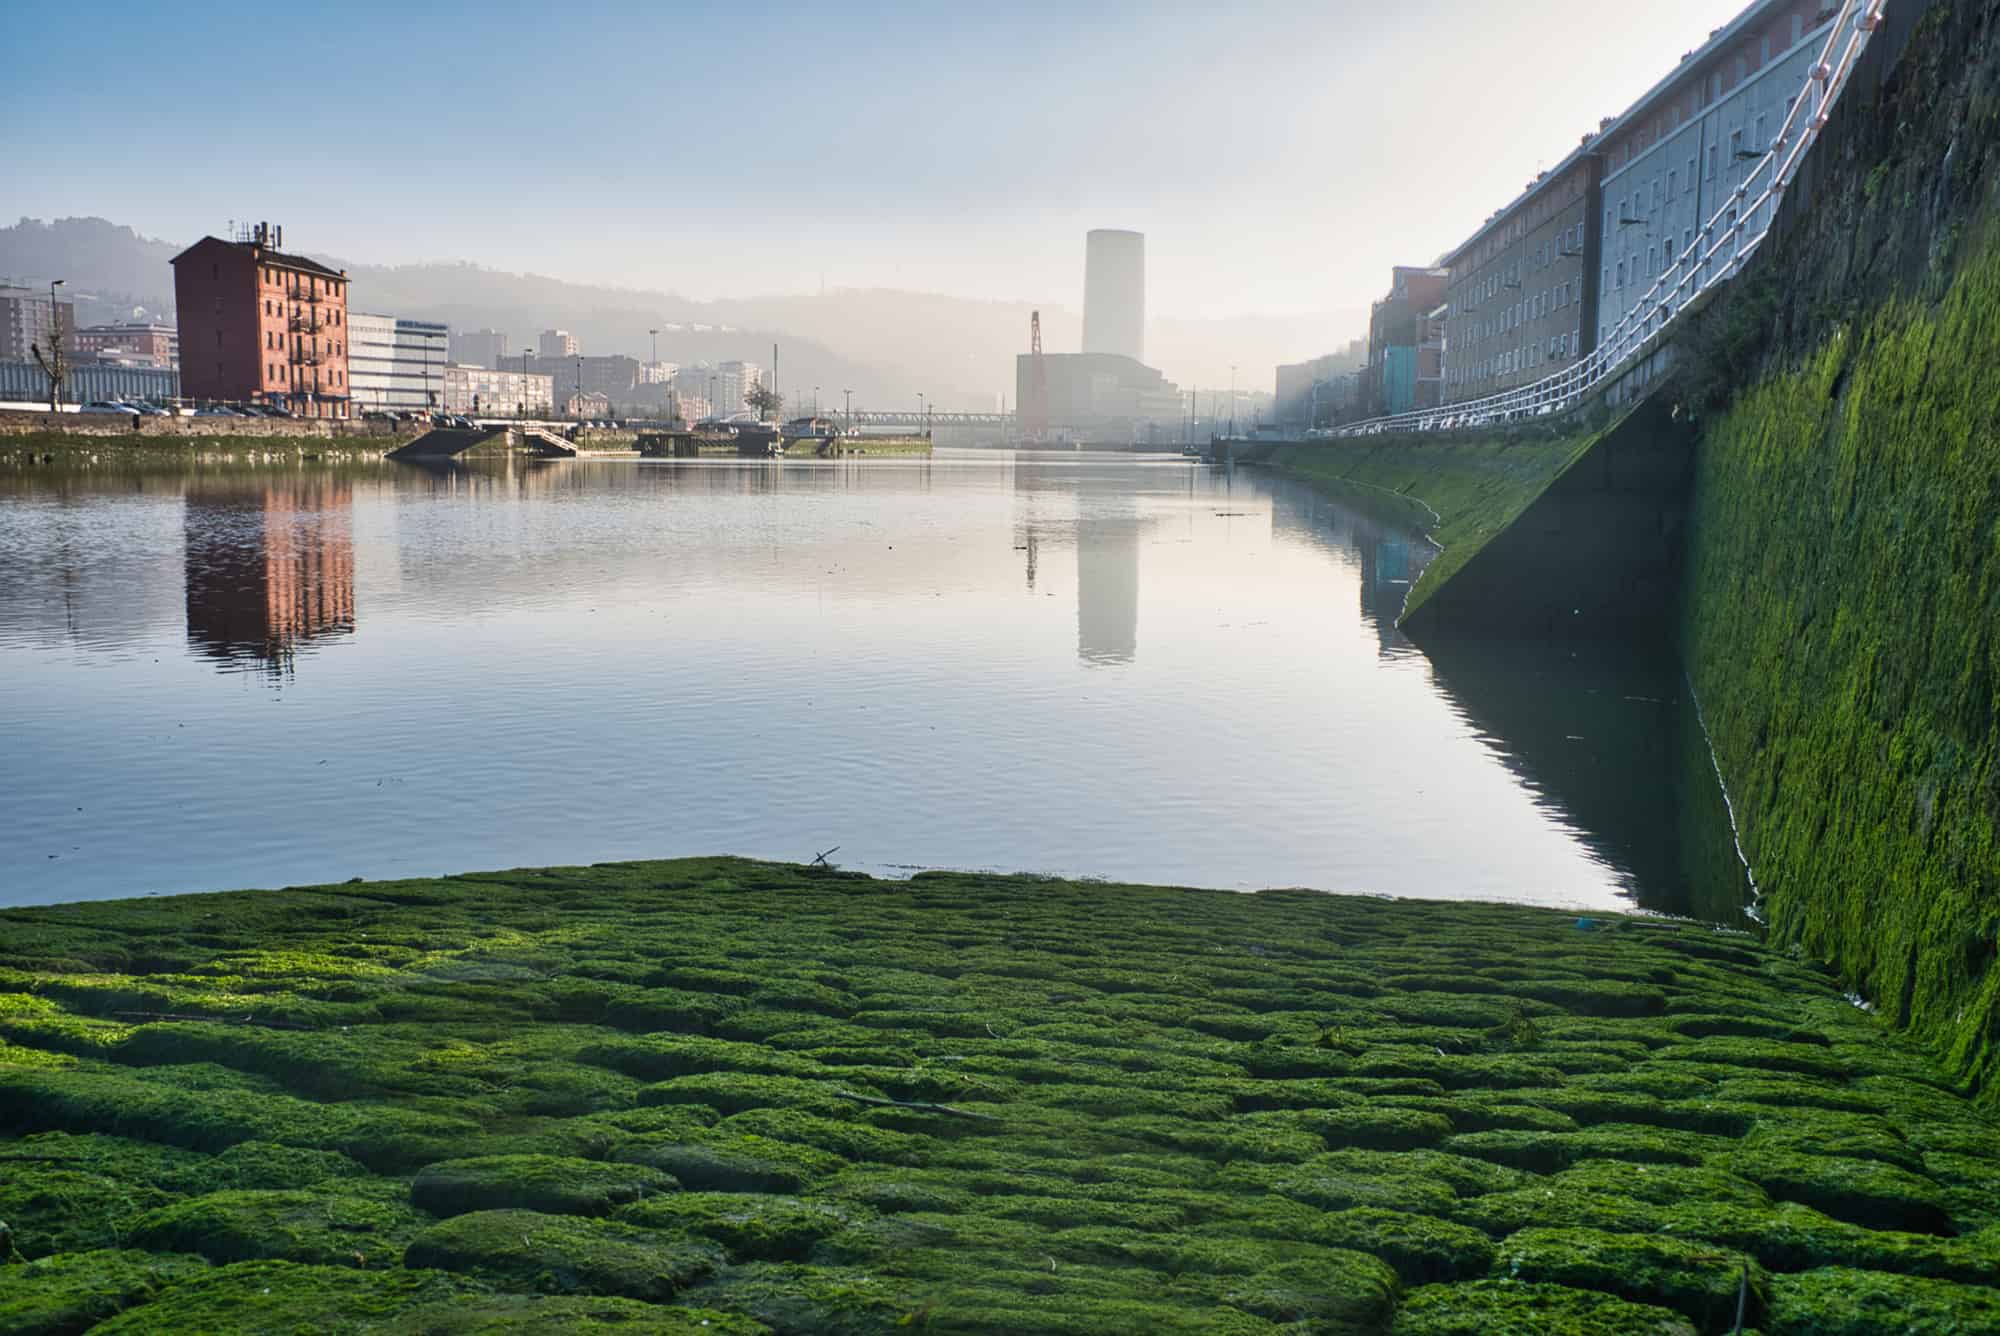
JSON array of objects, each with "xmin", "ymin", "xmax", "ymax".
[{"xmin": 10, "ymin": 0, "xmax": 1754, "ymax": 328}]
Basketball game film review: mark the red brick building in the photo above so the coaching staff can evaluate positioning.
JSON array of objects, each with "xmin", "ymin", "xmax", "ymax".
[{"xmin": 171, "ymin": 226, "xmax": 351, "ymax": 417}]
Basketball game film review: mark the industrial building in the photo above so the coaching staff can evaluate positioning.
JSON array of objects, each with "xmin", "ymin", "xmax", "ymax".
[
  {"xmin": 0, "ymin": 285, "xmax": 74, "ymax": 363},
  {"xmin": 449, "ymin": 328, "xmax": 509, "ymax": 369},
  {"xmin": 349, "ymin": 314, "xmax": 450, "ymax": 413},
  {"xmin": 1082, "ymin": 230, "xmax": 1146, "ymax": 363},
  {"xmin": 171, "ymin": 225, "xmax": 351, "ymax": 418},
  {"xmin": 0, "ymin": 361, "xmax": 178, "ymax": 405},
  {"xmin": 442, "ymin": 364, "xmax": 553, "ymax": 415},
  {"xmin": 1014, "ymin": 352, "xmax": 1184, "ymax": 441}
]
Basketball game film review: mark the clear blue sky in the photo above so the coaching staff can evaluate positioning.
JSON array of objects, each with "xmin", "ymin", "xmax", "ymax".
[{"xmin": 10, "ymin": 0, "xmax": 1754, "ymax": 327}]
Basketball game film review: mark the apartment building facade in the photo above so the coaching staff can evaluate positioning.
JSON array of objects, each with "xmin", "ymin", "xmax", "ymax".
[
  {"xmin": 171, "ymin": 228, "xmax": 351, "ymax": 417},
  {"xmin": 0, "ymin": 285, "xmax": 75, "ymax": 362},
  {"xmin": 442, "ymin": 364, "xmax": 554, "ymax": 415},
  {"xmin": 1441, "ymin": 151, "xmax": 1603, "ymax": 406},
  {"xmin": 1592, "ymin": 0, "xmax": 1838, "ymax": 348},
  {"xmin": 349, "ymin": 314, "xmax": 449, "ymax": 413}
]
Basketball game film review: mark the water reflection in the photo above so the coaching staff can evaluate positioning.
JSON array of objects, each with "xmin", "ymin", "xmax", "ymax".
[
  {"xmin": 1419, "ymin": 638, "xmax": 1753, "ymax": 925},
  {"xmin": 183, "ymin": 483, "xmax": 356, "ymax": 676},
  {"xmin": 0, "ymin": 449, "xmax": 1743, "ymax": 921}
]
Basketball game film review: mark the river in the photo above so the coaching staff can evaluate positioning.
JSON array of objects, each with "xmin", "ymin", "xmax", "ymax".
[{"xmin": 0, "ymin": 449, "xmax": 1747, "ymax": 919}]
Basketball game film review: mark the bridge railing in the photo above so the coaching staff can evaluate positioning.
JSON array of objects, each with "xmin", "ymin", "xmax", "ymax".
[{"xmin": 1329, "ymin": 0, "xmax": 1887, "ymax": 439}]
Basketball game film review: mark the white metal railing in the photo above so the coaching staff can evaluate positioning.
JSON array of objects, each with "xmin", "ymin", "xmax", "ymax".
[{"xmin": 1329, "ymin": 0, "xmax": 1888, "ymax": 438}]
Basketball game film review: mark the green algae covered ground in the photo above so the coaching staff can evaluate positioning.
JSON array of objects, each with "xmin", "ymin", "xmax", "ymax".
[{"xmin": 3, "ymin": 858, "xmax": 1999, "ymax": 1333}]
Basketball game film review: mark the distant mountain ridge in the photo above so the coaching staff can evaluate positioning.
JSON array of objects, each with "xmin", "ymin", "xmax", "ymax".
[{"xmin": 1, "ymin": 216, "xmax": 1345, "ymax": 409}]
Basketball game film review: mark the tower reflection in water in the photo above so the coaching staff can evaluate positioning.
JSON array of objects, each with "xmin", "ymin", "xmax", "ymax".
[{"xmin": 184, "ymin": 482, "xmax": 356, "ymax": 675}]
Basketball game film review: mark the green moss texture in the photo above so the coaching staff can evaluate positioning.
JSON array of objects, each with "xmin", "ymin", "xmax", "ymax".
[
  {"xmin": 1262, "ymin": 427, "xmax": 1602, "ymax": 621},
  {"xmin": 2, "ymin": 857, "xmax": 1997, "ymax": 1331},
  {"xmin": 1683, "ymin": 251, "xmax": 2000, "ymax": 1108}
]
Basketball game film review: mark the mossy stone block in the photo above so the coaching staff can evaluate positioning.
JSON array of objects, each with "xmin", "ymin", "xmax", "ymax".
[
  {"xmin": 0, "ymin": 1248, "xmax": 208, "ymax": 1336},
  {"xmin": 1495, "ymin": 1226, "xmax": 1761, "ymax": 1326},
  {"xmin": 375, "ymin": 1295, "xmax": 770, "ymax": 1333},
  {"xmin": 411, "ymin": 1155, "xmax": 676, "ymax": 1219},
  {"xmin": 403, "ymin": 1208, "xmax": 724, "ymax": 1301},
  {"xmin": 129, "ymin": 1184, "xmax": 424, "ymax": 1267},
  {"xmin": 1220, "ymin": 1252, "xmax": 1398, "ymax": 1330},
  {"xmin": 1719, "ymin": 1149, "xmax": 1956, "ymax": 1235},
  {"xmin": 618, "ymin": 1192, "xmax": 854, "ymax": 1261},
  {"xmin": 1306, "ymin": 1207, "xmax": 1497, "ymax": 1285},
  {"xmin": 1391, "ymin": 1279, "xmax": 1700, "ymax": 1335},
  {"xmin": 1763, "ymin": 1266, "xmax": 2000, "ymax": 1335},
  {"xmin": 83, "ymin": 1259, "xmax": 474, "ymax": 1333}
]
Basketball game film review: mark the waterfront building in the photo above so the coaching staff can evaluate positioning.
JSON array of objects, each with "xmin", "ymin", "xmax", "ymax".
[
  {"xmin": 564, "ymin": 390, "xmax": 611, "ymax": 418},
  {"xmin": 538, "ymin": 329, "xmax": 579, "ymax": 359},
  {"xmin": 349, "ymin": 314, "xmax": 450, "ymax": 413},
  {"xmin": 670, "ymin": 361, "xmax": 762, "ymax": 417},
  {"xmin": 0, "ymin": 285, "xmax": 75, "ymax": 362},
  {"xmin": 1590, "ymin": 0, "xmax": 1836, "ymax": 349},
  {"xmin": 450, "ymin": 328, "xmax": 508, "ymax": 369},
  {"xmin": 1441, "ymin": 150, "xmax": 1603, "ymax": 406},
  {"xmin": 1012, "ymin": 352, "xmax": 1184, "ymax": 439},
  {"xmin": 73, "ymin": 322, "xmax": 178, "ymax": 368},
  {"xmin": 171, "ymin": 225, "xmax": 351, "ymax": 418},
  {"xmin": 1364, "ymin": 268, "xmax": 1449, "ymax": 418},
  {"xmin": 0, "ymin": 360, "xmax": 178, "ymax": 405},
  {"xmin": 442, "ymin": 364, "xmax": 554, "ymax": 415},
  {"xmin": 1082, "ymin": 230, "xmax": 1146, "ymax": 364}
]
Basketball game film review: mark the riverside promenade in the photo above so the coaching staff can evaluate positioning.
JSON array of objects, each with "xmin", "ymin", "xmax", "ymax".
[{"xmin": 2, "ymin": 857, "xmax": 1998, "ymax": 1333}]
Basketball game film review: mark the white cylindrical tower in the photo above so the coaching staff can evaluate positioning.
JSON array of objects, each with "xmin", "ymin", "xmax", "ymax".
[{"xmin": 1083, "ymin": 230, "xmax": 1146, "ymax": 363}]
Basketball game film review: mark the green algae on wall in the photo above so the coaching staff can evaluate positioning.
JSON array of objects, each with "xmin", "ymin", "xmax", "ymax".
[
  {"xmin": 3, "ymin": 856, "xmax": 1999, "ymax": 1332},
  {"xmin": 1680, "ymin": 221, "xmax": 2000, "ymax": 1110},
  {"xmin": 1263, "ymin": 428, "xmax": 1601, "ymax": 623}
]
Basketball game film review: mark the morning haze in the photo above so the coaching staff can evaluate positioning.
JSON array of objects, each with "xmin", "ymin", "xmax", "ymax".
[
  {"xmin": 6, "ymin": 0, "xmax": 1753, "ymax": 393},
  {"xmin": 8, "ymin": 0, "xmax": 1999, "ymax": 1332}
]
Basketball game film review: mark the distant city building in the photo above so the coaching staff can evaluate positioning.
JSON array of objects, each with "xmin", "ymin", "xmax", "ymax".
[
  {"xmin": 450, "ymin": 328, "xmax": 508, "ymax": 369},
  {"xmin": 1364, "ymin": 267, "xmax": 1449, "ymax": 418},
  {"xmin": 525, "ymin": 353, "xmax": 642, "ymax": 407},
  {"xmin": 171, "ymin": 225, "xmax": 351, "ymax": 417},
  {"xmin": 1013, "ymin": 353, "xmax": 1183, "ymax": 440},
  {"xmin": 1082, "ymin": 230, "xmax": 1146, "ymax": 363},
  {"xmin": 1274, "ymin": 340, "xmax": 1368, "ymax": 427},
  {"xmin": 73, "ymin": 322, "xmax": 178, "ymax": 368},
  {"xmin": 443, "ymin": 364, "xmax": 553, "ymax": 415},
  {"xmin": 671, "ymin": 361, "xmax": 763, "ymax": 417},
  {"xmin": 0, "ymin": 285, "xmax": 75, "ymax": 363},
  {"xmin": 349, "ymin": 314, "xmax": 450, "ymax": 413},
  {"xmin": 564, "ymin": 390, "xmax": 611, "ymax": 418},
  {"xmin": 639, "ymin": 360, "xmax": 678, "ymax": 384},
  {"xmin": 538, "ymin": 329, "xmax": 579, "ymax": 359}
]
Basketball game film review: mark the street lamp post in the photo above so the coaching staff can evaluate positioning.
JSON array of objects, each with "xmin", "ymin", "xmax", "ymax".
[
  {"xmin": 521, "ymin": 348, "xmax": 532, "ymax": 418},
  {"xmin": 843, "ymin": 388, "xmax": 852, "ymax": 435}
]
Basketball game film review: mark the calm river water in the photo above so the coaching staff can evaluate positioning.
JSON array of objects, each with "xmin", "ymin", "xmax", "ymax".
[{"xmin": 0, "ymin": 450, "xmax": 1746, "ymax": 919}]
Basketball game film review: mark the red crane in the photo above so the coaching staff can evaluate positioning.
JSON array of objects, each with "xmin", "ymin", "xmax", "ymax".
[{"xmin": 1024, "ymin": 310, "xmax": 1049, "ymax": 442}]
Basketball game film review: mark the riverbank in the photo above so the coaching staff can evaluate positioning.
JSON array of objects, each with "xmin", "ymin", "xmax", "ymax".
[
  {"xmin": 3, "ymin": 857, "xmax": 1997, "ymax": 1333},
  {"xmin": 2, "ymin": 430, "xmax": 401, "ymax": 468}
]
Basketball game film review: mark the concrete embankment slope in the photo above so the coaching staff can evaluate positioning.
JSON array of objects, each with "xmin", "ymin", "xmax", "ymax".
[
  {"xmin": 3, "ymin": 857, "xmax": 2000, "ymax": 1332},
  {"xmin": 1674, "ymin": 0, "xmax": 2000, "ymax": 1114}
]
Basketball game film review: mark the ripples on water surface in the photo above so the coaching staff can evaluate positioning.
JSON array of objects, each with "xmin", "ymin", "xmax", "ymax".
[{"xmin": 0, "ymin": 450, "xmax": 1745, "ymax": 919}]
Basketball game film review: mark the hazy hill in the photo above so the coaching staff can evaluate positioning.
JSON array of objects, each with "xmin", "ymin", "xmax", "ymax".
[{"xmin": 1, "ymin": 217, "xmax": 1344, "ymax": 409}]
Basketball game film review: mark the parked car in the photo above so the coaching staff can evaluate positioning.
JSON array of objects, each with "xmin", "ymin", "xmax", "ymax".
[
  {"xmin": 191, "ymin": 407, "xmax": 240, "ymax": 418},
  {"xmin": 79, "ymin": 401, "xmax": 140, "ymax": 415},
  {"xmin": 123, "ymin": 401, "xmax": 169, "ymax": 416}
]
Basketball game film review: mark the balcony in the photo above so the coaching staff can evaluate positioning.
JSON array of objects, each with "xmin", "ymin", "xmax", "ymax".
[
  {"xmin": 288, "ymin": 350, "xmax": 321, "ymax": 367},
  {"xmin": 289, "ymin": 315, "xmax": 322, "ymax": 334}
]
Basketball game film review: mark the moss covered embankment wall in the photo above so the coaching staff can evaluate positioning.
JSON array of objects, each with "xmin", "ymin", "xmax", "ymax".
[
  {"xmin": 1676, "ymin": 0, "xmax": 2000, "ymax": 1110},
  {"xmin": 1261, "ymin": 427, "xmax": 1600, "ymax": 625},
  {"xmin": 1263, "ymin": 401, "xmax": 1694, "ymax": 640}
]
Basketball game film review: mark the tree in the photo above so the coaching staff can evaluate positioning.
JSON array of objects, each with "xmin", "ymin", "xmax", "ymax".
[
  {"xmin": 745, "ymin": 384, "xmax": 784, "ymax": 422},
  {"xmin": 31, "ymin": 331, "xmax": 67, "ymax": 415}
]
